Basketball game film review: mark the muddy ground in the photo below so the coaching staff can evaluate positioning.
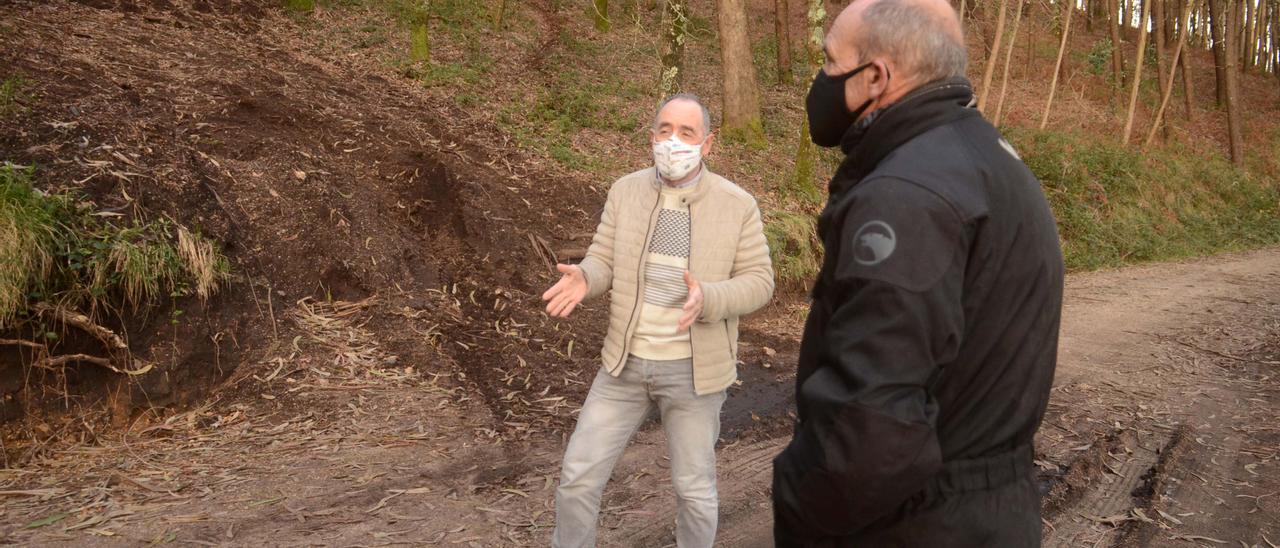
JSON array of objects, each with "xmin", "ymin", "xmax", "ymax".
[{"xmin": 0, "ymin": 1, "xmax": 1277, "ymax": 546}]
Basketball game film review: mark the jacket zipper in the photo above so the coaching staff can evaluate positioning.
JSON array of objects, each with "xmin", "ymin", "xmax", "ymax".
[
  {"xmin": 724, "ymin": 319, "xmax": 733, "ymax": 358},
  {"xmin": 615, "ymin": 190, "xmax": 664, "ymax": 371},
  {"xmin": 687, "ymin": 196, "xmax": 695, "ymax": 368}
]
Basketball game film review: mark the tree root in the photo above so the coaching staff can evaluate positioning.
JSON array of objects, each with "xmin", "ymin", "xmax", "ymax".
[
  {"xmin": 26, "ymin": 303, "xmax": 154, "ymax": 375},
  {"xmin": 36, "ymin": 353, "xmax": 153, "ymax": 376},
  {"xmin": 32, "ymin": 303, "xmax": 129, "ymax": 352},
  {"xmin": 0, "ymin": 338, "xmax": 47, "ymax": 351}
]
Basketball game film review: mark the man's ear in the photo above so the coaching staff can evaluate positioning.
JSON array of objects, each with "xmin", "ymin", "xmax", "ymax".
[
  {"xmin": 869, "ymin": 60, "xmax": 892, "ymax": 97},
  {"xmin": 702, "ymin": 132, "xmax": 716, "ymax": 157}
]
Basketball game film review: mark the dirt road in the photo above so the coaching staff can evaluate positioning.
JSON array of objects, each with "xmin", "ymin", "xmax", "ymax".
[
  {"xmin": 3, "ymin": 246, "xmax": 1277, "ymax": 546},
  {"xmin": 622, "ymin": 248, "xmax": 1280, "ymax": 547}
]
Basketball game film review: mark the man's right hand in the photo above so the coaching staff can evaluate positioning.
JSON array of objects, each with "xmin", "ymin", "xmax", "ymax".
[{"xmin": 542, "ymin": 264, "xmax": 588, "ymax": 318}]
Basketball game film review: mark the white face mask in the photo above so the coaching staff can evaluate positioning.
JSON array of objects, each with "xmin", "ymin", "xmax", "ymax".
[{"xmin": 652, "ymin": 134, "xmax": 703, "ymax": 182}]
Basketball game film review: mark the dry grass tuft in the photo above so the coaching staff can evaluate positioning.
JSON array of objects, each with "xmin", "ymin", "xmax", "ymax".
[{"xmin": 177, "ymin": 227, "xmax": 229, "ymax": 301}]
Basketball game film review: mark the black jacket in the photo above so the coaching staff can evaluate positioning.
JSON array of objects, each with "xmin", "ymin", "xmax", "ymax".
[{"xmin": 772, "ymin": 78, "xmax": 1064, "ymax": 545}]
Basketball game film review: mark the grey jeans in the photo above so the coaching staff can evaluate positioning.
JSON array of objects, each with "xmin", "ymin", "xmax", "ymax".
[{"xmin": 552, "ymin": 355, "xmax": 727, "ymax": 548}]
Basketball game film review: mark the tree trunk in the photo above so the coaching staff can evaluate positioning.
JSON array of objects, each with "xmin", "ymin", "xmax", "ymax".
[
  {"xmin": 978, "ymin": 0, "xmax": 1010, "ymax": 112},
  {"xmin": 787, "ymin": 0, "xmax": 827, "ymax": 205},
  {"xmin": 1203, "ymin": 0, "xmax": 1214, "ymax": 47},
  {"xmin": 1122, "ymin": 0, "xmax": 1152, "ymax": 143},
  {"xmin": 1269, "ymin": 0, "xmax": 1275, "ymax": 72},
  {"xmin": 775, "ymin": 0, "xmax": 794, "ymax": 85},
  {"xmin": 1261, "ymin": 0, "xmax": 1271, "ymax": 70},
  {"xmin": 1152, "ymin": 0, "xmax": 1171, "ymax": 138},
  {"xmin": 1210, "ymin": 0, "xmax": 1229, "ymax": 105},
  {"xmin": 1264, "ymin": 0, "xmax": 1274, "ymax": 74},
  {"xmin": 593, "ymin": 0, "xmax": 610, "ymax": 32},
  {"xmin": 1179, "ymin": 0, "xmax": 1197, "ymax": 120},
  {"xmin": 1026, "ymin": 0, "xmax": 1036, "ymax": 76},
  {"xmin": 1264, "ymin": 0, "xmax": 1274, "ymax": 73},
  {"xmin": 1195, "ymin": 0, "xmax": 1206, "ymax": 47},
  {"xmin": 1223, "ymin": 0, "xmax": 1245, "ymax": 164},
  {"xmin": 410, "ymin": 1, "xmax": 430, "ymax": 64},
  {"xmin": 1242, "ymin": 0, "xmax": 1254, "ymax": 67},
  {"xmin": 493, "ymin": 0, "xmax": 507, "ymax": 28},
  {"xmin": 1040, "ymin": 0, "xmax": 1075, "ymax": 128},
  {"xmin": 1266, "ymin": 0, "xmax": 1272, "ymax": 67},
  {"xmin": 718, "ymin": 0, "xmax": 765, "ymax": 145},
  {"xmin": 1264, "ymin": 0, "xmax": 1274, "ymax": 72},
  {"xmin": 1259, "ymin": 0, "xmax": 1269, "ymax": 67},
  {"xmin": 993, "ymin": 0, "xmax": 1026, "ymax": 125},
  {"xmin": 1124, "ymin": 0, "xmax": 1133, "ymax": 36},
  {"xmin": 1145, "ymin": 0, "xmax": 1197, "ymax": 146},
  {"xmin": 1110, "ymin": 0, "xmax": 1128, "ymax": 86},
  {"xmin": 1268, "ymin": 0, "xmax": 1274, "ymax": 72},
  {"xmin": 659, "ymin": 0, "xmax": 690, "ymax": 98}
]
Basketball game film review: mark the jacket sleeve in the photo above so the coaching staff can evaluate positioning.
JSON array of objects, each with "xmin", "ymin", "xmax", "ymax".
[
  {"xmin": 576, "ymin": 183, "xmax": 619, "ymax": 300},
  {"xmin": 699, "ymin": 199, "xmax": 776, "ymax": 322},
  {"xmin": 772, "ymin": 178, "xmax": 968, "ymax": 538}
]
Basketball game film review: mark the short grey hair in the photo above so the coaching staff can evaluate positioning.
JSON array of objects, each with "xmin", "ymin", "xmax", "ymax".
[
  {"xmin": 855, "ymin": 0, "xmax": 968, "ymax": 83},
  {"xmin": 653, "ymin": 93, "xmax": 713, "ymax": 137}
]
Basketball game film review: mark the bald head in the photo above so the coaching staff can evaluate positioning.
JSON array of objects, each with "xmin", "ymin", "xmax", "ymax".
[{"xmin": 826, "ymin": 0, "xmax": 967, "ymax": 88}]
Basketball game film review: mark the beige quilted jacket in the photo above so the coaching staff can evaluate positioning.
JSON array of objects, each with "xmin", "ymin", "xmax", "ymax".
[{"xmin": 577, "ymin": 166, "xmax": 775, "ymax": 395}]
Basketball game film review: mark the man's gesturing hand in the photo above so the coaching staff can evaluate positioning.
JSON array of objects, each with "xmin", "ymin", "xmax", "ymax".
[
  {"xmin": 678, "ymin": 271, "xmax": 704, "ymax": 332},
  {"xmin": 542, "ymin": 264, "xmax": 588, "ymax": 318}
]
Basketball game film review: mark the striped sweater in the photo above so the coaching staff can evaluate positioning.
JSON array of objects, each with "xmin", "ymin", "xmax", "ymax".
[{"xmin": 630, "ymin": 180, "xmax": 697, "ymax": 360}]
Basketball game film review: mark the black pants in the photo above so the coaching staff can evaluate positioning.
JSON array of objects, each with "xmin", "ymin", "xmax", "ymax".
[{"xmin": 775, "ymin": 446, "xmax": 1042, "ymax": 547}]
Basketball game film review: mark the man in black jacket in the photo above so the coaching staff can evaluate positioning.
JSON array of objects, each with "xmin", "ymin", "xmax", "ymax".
[{"xmin": 771, "ymin": 0, "xmax": 1064, "ymax": 545}]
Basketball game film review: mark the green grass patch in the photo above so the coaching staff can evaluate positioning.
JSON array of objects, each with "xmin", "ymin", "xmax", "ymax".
[
  {"xmin": 284, "ymin": 0, "xmax": 315, "ymax": 12},
  {"xmin": 1008, "ymin": 128, "xmax": 1280, "ymax": 271},
  {"xmin": 1, "ymin": 74, "xmax": 31, "ymax": 117},
  {"xmin": 0, "ymin": 165, "xmax": 230, "ymax": 328},
  {"xmin": 494, "ymin": 64, "xmax": 644, "ymax": 170}
]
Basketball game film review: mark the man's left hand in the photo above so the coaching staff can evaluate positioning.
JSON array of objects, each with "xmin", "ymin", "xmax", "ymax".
[{"xmin": 678, "ymin": 271, "xmax": 703, "ymax": 332}]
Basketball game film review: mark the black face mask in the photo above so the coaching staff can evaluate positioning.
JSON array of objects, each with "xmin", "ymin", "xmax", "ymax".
[{"xmin": 805, "ymin": 62, "xmax": 877, "ymax": 147}]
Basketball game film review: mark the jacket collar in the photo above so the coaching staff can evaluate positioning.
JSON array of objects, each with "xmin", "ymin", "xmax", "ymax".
[
  {"xmin": 830, "ymin": 77, "xmax": 978, "ymax": 197},
  {"xmin": 810, "ymin": 78, "xmax": 978, "ymax": 299},
  {"xmin": 647, "ymin": 164, "xmax": 718, "ymax": 204}
]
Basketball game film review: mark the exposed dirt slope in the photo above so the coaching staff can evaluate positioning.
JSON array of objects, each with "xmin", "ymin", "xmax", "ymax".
[{"xmin": 0, "ymin": 0, "xmax": 620, "ymax": 453}]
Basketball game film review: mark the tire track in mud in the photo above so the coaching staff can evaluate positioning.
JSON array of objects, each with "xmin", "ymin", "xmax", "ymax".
[{"xmin": 1044, "ymin": 428, "xmax": 1179, "ymax": 547}]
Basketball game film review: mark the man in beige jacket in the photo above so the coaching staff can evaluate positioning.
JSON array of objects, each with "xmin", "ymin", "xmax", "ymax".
[{"xmin": 542, "ymin": 94, "xmax": 774, "ymax": 547}]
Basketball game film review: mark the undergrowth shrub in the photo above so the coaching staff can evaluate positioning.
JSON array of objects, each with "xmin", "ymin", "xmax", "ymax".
[{"xmin": 764, "ymin": 210, "xmax": 822, "ymax": 286}]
